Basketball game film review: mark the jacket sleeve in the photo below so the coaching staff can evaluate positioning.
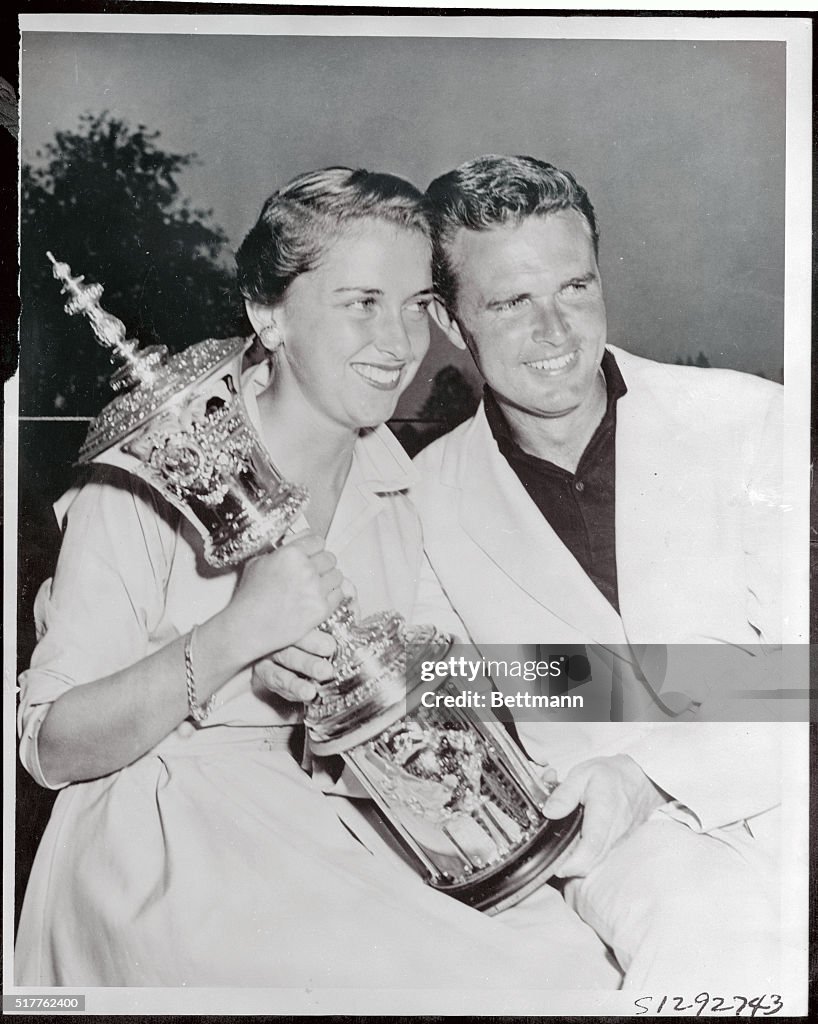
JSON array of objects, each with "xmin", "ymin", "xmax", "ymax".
[
  {"xmin": 625, "ymin": 388, "xmax": 793, "ymax": 828},
  {"xmin": 633, "ymin": 383, "xmax": 799, "ymax": 719},
  {"xmin": 623, "ymin": 722, "xmax": 790, "ymax": 832}
]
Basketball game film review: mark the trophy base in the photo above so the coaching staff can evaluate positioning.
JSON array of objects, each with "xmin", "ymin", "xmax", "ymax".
[{"xmin": 428, "ymin": 806, "xmax": 583, "ymax": 915}]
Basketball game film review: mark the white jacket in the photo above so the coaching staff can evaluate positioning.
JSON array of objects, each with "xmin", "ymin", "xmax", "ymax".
[{"xmin": 411, "ymin": 347, "xmax": 802, "ymax": 838}]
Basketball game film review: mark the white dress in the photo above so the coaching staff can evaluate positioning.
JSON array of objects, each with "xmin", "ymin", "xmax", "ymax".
[{"xmin": 16, "ymin": 367, "xmax": 619, "ymax": 989}]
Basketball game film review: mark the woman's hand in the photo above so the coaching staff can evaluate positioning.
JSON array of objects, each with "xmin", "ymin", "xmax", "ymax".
[
  {"xmin": 217, "ymin": 532, "xmax": 345, "ymax": 668},
  {"xmin": 253, "ymin": 627, "xmax": 337, "ymax": 703}
]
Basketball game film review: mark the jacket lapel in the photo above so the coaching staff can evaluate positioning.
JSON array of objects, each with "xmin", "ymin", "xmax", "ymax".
[
  {"xmin": 609, "ymin": 349, "xmax": 703, "ymax": 711},
  {"xmin": 614, "ymin": 353, "xmax": 660, "ymax": 638},
  {"xmin": 612, "ymin": 346, "xmax": 693, "ymax": 644},
  {"xmin": 447, "ymin": 405, "xmax": 628, "ymax": 648}
]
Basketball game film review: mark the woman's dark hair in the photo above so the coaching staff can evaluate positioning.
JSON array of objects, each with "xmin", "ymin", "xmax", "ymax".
[
  {"xmin": 236, "ymin": 167, "xmax": 430, "ymax": 305},
  {"xmin": 425, "ymin": 154, "xmax": 599, "ymax": 315}
]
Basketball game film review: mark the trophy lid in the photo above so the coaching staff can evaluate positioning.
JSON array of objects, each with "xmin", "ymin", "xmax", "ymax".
[
  {"xmin": 79, "ymin": 336, "xmax": 246, "ymax": 461},
  {"xmin": 46, "ymin": 253, "xmax": 247, "ymax": 461}
]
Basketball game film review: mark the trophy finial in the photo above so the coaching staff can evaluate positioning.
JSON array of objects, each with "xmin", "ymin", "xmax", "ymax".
[{"xmin": 47, "ymin": 251, "xmax": 169, "ymax": 392}]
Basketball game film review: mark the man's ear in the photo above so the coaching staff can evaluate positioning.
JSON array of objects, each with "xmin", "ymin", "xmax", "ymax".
[{"xmin": 429, "ymin": 298, "xmax": 468, "ymax": 351}]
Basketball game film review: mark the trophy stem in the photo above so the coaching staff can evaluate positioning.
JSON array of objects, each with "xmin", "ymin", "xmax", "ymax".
[{"xmin": 307, "ymin": 605, "xmax": 454, "ymax": 755}]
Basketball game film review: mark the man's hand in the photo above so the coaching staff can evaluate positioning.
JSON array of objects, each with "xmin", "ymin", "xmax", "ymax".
[
  {"xmin": 252, "ymin": 627, "xmax": 336, "ymax": 703},
  {"xmin": 544, "ymin": 755, "xmax": 670, "ymax": 878}
]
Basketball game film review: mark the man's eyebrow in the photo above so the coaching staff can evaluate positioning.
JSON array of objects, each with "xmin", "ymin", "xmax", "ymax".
[
  {"xmin": 486, "ymin": 291, "xmax": 530, "ymax": 308},
  {"xmin": 564, "ymin": 271, "xmax": 597, "ymax": 285}
]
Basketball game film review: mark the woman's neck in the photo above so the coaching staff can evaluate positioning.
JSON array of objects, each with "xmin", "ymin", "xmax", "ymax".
[{"xmin": 255, "ymin": 378, "xmax": 357, "ymax": 535}]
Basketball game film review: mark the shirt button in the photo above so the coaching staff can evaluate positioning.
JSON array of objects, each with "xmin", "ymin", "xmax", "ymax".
[{"xmin": 574, "ymin": 480, "xmax": 585, "ymax": 493}]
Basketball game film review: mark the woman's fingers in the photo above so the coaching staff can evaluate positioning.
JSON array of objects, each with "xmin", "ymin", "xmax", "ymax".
[
  {"xmin": 310, "ymin": 549, "xmax": 337, "ymax": 576},
  {"xmin": 252, "ymin": 657, "xmax": 317, "ymax": 702},
  {"xmin": 252, "ymin": 628, "xmax": 338, "ymax": 705},
  {"xmin": 283, "ymin": 529, "xmax": 324, "ymax": 555},
  {"xmin": 291, "ymin": 539, "xmax": 343, "ymax": 597},
  {"xmin": 273, "ymin": 644, "xmax": 335, "ymax": 683},
  {"xmin": 298, "ymin": 627, "xmax": 336, "ymax": 659},
  {"xmin": 225, "ymin": 532, "xmax": 351, "ymax": 662},
  {"xmin": 320, "ymin": 567, "xmax": 344, "ymax": 596}
]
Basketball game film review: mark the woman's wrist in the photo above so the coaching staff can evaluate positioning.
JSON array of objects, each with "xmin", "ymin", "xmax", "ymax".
[
  {"xmin": 206, "ymin": 596, "xmax": 300, "ymax": 672},
  {"xmin": 191, "ymin": 613, "xmax": 254, "ymax": 693},
  {"xmin": 183, "ymin": 627, "xmax": 217, "ymax": 722}
]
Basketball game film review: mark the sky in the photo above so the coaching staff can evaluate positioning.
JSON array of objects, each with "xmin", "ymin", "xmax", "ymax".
[{"xmin": 18, "ymin": 14, "xmax": 803, "ymax": 412}]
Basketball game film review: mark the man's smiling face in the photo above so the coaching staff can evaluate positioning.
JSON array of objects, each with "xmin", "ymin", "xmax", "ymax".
[{"xmin": 448, "ymin": 210, "xmax": 608, "ymax": 424}]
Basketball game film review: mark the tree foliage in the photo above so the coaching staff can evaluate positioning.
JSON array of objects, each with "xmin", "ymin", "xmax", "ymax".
[
  {"xmin": 674, "ymin": 350, "xmax": 711, "ymax": 369},
  {"xmin": 20, "ymin": 112, "xmax": 245, "ymax": 414},
  {"xmin": 392, "ymin": 364, "xmax": 479, "ymax": 456}
]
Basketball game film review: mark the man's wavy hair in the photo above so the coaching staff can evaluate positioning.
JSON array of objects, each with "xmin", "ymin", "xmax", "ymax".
[
  {"xmin": 425, "ymin": 155, "xmax": 599, "ymax": 316},
  {"xmin": 236, "ymin": 167, "xmax": 430, "ymax": 306}
]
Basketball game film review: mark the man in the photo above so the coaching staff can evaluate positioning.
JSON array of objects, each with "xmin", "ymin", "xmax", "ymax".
[{"xmin": 412, "ymin": 154, "xmax": 803, "ymax": 990}]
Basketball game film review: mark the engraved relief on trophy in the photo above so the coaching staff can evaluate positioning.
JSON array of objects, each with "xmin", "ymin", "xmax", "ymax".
[
  {"xmin": 123, "ymin": 378, "xmax": 250, "ymax": 506},
  {"xmin": 350, "ymin": 708, "xmax": 550, "ymax": 883}
]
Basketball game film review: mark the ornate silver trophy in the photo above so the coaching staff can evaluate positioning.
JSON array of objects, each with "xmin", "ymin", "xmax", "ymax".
[{"xmin": 48, "ymin": 254, "xmax": 581, "ymax": 913}]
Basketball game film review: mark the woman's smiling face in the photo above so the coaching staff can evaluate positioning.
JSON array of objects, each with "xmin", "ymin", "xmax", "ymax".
[{"xmin": 273, "ymin": 218, "xmax": 434, "ymax": 432}]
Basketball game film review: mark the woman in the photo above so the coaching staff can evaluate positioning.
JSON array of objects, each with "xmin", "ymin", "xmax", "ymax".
[{"xmin": 16, "ymin": 168, "xmax": 618, "ymax": 988}]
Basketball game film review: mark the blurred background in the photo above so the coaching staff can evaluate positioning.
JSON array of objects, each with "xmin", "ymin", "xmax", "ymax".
[
  {"xmin": 14, "ymin": 24, "xmax": 789, "ymax": 926},
  {"xmin": 20, "ymin": 32, "xmax": 786, "ymax": 412}
]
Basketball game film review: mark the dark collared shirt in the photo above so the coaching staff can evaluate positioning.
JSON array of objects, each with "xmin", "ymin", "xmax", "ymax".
[{"xmin": 484, "ymin": 349, "xmax": 627, "ymax": 613}]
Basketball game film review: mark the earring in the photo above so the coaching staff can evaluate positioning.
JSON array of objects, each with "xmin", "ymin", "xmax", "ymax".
[{"xmin": 258, "ymin": 323, "xmax": 283, "ymax": 353}]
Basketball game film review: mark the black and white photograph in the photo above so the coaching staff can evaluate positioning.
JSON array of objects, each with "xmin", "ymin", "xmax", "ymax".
[{"xmin": 3, "ymin": 8, "xmax": 812, "ymax": 1018}]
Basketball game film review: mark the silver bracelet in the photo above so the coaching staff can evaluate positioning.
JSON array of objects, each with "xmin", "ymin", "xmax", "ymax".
[{"xmin": 184, "ymin": 626, "xmax": 216, "ymax": 724}]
